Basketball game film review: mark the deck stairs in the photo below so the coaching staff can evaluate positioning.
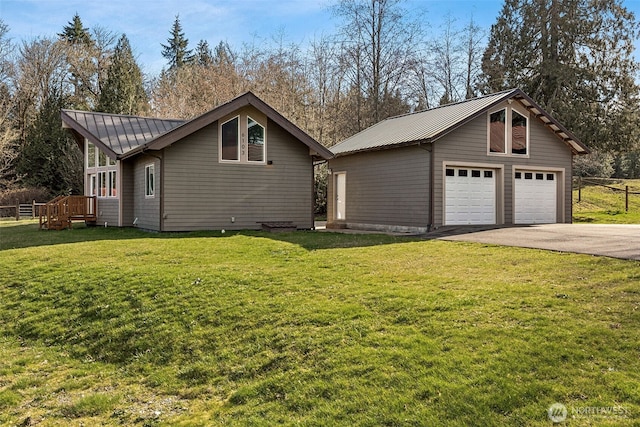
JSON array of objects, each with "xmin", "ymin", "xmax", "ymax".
[{"xmin": 39, "ymin": 196, "xmax": 97, "ymax": 230}]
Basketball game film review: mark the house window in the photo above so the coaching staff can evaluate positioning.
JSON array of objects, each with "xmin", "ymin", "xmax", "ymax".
[
  {"xmin": 512, "ymin": 110, "xmax": 527, "ymax": 155},
  {"xmin": 247, "ymin": 117, "xmax": 264, "ymax": 162},
  {"xmin": 219, "ymin": 114, "xmax": 267, "ymax": 164},
  {"xmin": 489, "ymin": 109, "xmax": 506, "ymax": 153},
  {"xmin": 108, "ymin": 171, "xmax": 117, "ymax": 197},
  {"xmin": 488, "ymin": 106, "xmax": 529, "ymax": 156},
  {"xmin": 89, "ymin": 174, "xmax": 97, "ymax": 196},
  {"xmin": 86, "ymin": 139, "xmax": 118, "ymax": 198},
  {"xmin": 221, "ymin": 116, "xmax": 239, "ymax": 161},
  {"xmin": 145, "ymin": 164, "xmax": 155, "ymax": 198},
  {"xmin": 98, "ymin": 171, "xmax": 107, "ymax": 196},
  {"xmin": 88, "ymin": 143, "xmax": 96, "ymax": 168}
]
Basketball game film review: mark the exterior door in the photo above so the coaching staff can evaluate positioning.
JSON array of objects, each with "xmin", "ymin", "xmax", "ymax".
[
  {"xmin": 514, "ymin": 171, "xmax": 557, "ymax": 224},
  {"xmin": 335, "ymin": 172, "xmax": 346, "ymax": 220},
  {"xmin": 445, "ymin": 167, "xmax": 496, "ymax": 225}
]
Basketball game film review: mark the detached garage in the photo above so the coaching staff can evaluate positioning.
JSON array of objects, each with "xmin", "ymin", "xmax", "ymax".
[{"xmin": 327, "ymin": 88, "xmax": 589, "ymax": 232}]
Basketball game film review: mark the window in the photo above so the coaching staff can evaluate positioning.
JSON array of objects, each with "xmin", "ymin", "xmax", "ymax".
[
  {"xmin": 247, "ymin": 117, "xmax": 264, "ymax": 162},
  {"xmin": 221, "ymin": 116, "xmax": 239, "ymax": 161},
  {"xmin": 484, "ymin": 170, "xmax": 493, "ymax": 178},
  {"xmin": 99, "ymin": 150, "xmax": 107, "ymax": 167},
  {"xmin": 489, "ymin": 109, "xmax": 506, "ymax": 153},
  {"xmin": 515, "ymin": 172, "xmax": 522, "ymax": 179},
  {"xmin": 219, "ymin": 114, "xmax": 267, "ymax": 164},
  {"xmin": 98, "ymin": 171, "xmax": 107, "ymax": 196},
  {"xmin": 108, "ymin": 171, "xmax": 117, "ymax": 197},
  {"xmin": 525, "ymin": 172, "xmax": 533, "ymax": 180},
  {"xmin": 536, "ymin": 173, "xmax": 544, "ymax": 180},
  {"xmin": 458, "ymin": 169, "xmax": 468, "ymax": 177},
  {"xmin": 512, "ymin": 110, "xmax": 527, "ymax": 155},
  {"xmin": 472, "ymin": 170, "xmax": 481, "ymax": 178},
  {"xmin": 488, "ymin": 106, "xmax": 528, "ymax": 156},
  {"xmin": 89, "ymin": 174, "xmax": 97, "ymax": 196},
  {"xmin": 145, "ymin": 164, "xmax": 155, "ymax": 198},
  {"xmin": 88, "ymin": 143, "xmax": 96, "ymax": 168},
  {"xmin": 446, "ymin": 168, "xmax": 455, "ymax": 176},
  {"xmin": 547, "ymin": 173, "xmax": 555, "ymax": 181}
]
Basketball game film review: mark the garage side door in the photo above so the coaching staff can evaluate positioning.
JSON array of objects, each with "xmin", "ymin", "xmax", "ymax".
[
  {"xmin": 445, "ymin": 167, "xmax": 496, "ymax": 225},
  {"xmin": 514, "ymin": 171, "xmax": 557, "ymax": 224}
]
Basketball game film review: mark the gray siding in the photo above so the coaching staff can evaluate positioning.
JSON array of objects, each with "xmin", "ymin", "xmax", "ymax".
[
  {"xmin": 433, "ymin": 100, "xmax": 573, "ymax": 226},
  {"xmin": 121, "ymin": 161, "xmax": 135, "ymax": 227},
  {"xmin": 162, "ymin": 107, "xmax": 313, "ymax": 231},
  {"xmin": 133, "ymin": 155, "xmax": 161, "ymax": 231},
  {"xmin": 327, "ymin": 146, "xmax": 430, "ymax": 229},
  {"xmin": 96, "ymin": 198, "xmax": 119, "ymax": 226}
]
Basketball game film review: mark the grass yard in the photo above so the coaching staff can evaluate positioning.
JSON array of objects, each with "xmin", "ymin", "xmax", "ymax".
[
  {"xmin": 0, "ymin": 221, "xmax": 639, "ymax": 426},
  {"xmin": 573, "ymin": 178, "xmax": 640, "ymax": 223}
]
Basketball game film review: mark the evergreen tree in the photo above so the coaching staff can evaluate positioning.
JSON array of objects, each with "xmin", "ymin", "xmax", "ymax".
[
  {"xmin": 16, "ymin": 88, "xmax": 82, "ymax": 195},
  {"xmin": 97, "ymin": 34, "xmax": 148, "ymax": 115},
  {"xmin": 58, "ymin": 13, "xmax": 92, "ymax": 46},
  {"xmin": 195, "ymin": 40, "xmax": 213, "ymax": 67},
  {"xmin": 478, "ymin": 0, "xmax": 640, "ymax": 154},
  {"xmin": 161, "ymin": 15, "xmax": 193, "ymax": 69}
]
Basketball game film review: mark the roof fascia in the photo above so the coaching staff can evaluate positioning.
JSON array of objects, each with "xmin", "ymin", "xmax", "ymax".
[{"xmin": 61, "ymin": 110, "xmax": 120, "ymax": 160}]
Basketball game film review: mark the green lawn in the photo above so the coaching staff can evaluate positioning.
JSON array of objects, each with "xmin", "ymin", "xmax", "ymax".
[
  {"xmin": 0, "ymin": 221, "xmax": 639, "ymax": 426},
  {"xmin": 573, "ymin": 179, "xmax": 640, "ymax": 223}
]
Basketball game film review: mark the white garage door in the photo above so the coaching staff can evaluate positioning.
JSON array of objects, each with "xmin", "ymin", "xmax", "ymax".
[
  {"xmin": 514, "ymin": 171, "xmax": 557, "ymax": 224},
  {"xmin": 445, "ymin": 167, "xmax": 496, "ymax": 225}
]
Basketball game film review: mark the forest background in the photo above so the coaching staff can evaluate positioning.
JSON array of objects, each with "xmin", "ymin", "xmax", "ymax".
[{"xmin": 0, "ymin": 0, "xmax": 638, "ymax": 213}]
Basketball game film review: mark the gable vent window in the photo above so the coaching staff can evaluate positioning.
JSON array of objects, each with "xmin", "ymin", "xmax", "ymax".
[{"xmin": 488, "ymin": 105, "xmax": 529, "ymax": 157}]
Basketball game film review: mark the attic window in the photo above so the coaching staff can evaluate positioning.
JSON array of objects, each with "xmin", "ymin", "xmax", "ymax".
[
  {"xmin": 219, "ymin": 114, "xmax": 267, "ymax": 164},
  {"xmin": 488, "ymin": 105, "xmax": 529, "ymax": 157}
]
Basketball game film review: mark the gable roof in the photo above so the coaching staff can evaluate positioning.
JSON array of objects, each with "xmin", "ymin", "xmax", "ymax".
[
  {"xmin": 62, "ymin": 92, "xmax": 333, "ymax": 161},
  {"xmin": 329, "ymin": 88, "xmax": 589, "ymax": 157}
]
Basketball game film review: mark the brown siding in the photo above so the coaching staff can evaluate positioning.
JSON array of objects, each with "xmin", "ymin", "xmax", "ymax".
[
  {"xmin": 327, "ymin": 146, "xmax": 430, "ymax": 229},
  {"xmin": 162, "ymin": 107, "xmax": 313, "ymax": 231},
  {"xmin": 433, "ymin": 100, "xmax": 573, "ymax": 226},
  {"xmin": 133, "ymin": 155, "xmax": 161, "ymax": 231}
]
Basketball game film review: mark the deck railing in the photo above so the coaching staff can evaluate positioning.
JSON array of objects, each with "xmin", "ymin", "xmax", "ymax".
[{"xmin": 39, "ymin": 196, "xmax": 97, "ymax": 230}]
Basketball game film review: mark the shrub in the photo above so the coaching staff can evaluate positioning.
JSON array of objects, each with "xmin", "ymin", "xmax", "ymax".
[{"xmin": 0, "ymin": 187, "xmax": 50, "ymax": 206}]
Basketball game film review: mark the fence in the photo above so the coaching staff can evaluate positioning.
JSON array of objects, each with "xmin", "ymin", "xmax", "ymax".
[
  {"xmin": 0, "ymin": 201, "xmax": 46, "ymax": 220},
  {"xmin": 573, "ymin": 177, "xmax": 640, "ymax": 212}
]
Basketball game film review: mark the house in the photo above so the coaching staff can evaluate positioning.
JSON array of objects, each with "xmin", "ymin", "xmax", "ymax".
[
  {"xmin": 326, "ymin": 88, "xmax": 589, "ymax": 233},
  {"xmin": 61, "ymin": 92, "xmax": 333, "ymax": 232}
]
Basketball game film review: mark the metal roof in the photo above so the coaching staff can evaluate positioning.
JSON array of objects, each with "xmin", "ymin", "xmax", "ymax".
[
  {"xmin": 62, "ymin": 92, "xmax": 334, "ymax": 161},
  {"xmin": 330, "ymin": 88, "xmax": 589, "ymax": 156},
  {"xmin": 62, "ymin": 110, "xmax": 184, "ymax": 157}
]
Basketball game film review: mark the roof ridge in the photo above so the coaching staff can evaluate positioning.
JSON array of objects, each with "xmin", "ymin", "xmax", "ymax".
[{"xmin": 385, "ymin": 88, "xmax": 518, "ymax": 121}]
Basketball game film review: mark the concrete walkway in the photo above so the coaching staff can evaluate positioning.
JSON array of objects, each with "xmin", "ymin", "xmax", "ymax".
[{"xmin": 436, "ymin": 223, "xmax": 640, "ymax": 261}]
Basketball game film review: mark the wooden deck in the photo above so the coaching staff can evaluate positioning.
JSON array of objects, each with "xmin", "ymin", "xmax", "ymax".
[{"xmin": 39, "ymin": 196, "xmax": 97, "ymax": 230}]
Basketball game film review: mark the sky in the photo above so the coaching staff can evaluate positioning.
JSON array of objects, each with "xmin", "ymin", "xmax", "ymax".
[{"xmin": 0, "ymin": 0, "xmax": 639, "ymax": 77}]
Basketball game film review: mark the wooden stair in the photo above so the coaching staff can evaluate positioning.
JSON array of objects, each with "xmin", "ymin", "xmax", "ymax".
[{"xmin": 39, "ymin": 195, "xmax": 97, "ymax": 230}]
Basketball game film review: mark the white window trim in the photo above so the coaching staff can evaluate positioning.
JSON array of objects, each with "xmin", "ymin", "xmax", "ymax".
[
  {"xmin": 247, "ymin": 115, "xmax": 266, "ymax": 164},
  {"xmin": 145, "ymin": 164, "xmax": 155, "ymax": 198},
  {"xmin": 219, "ymin": 115, "xmax": 241, "ymax": 163},
  {"xmin": 487, "ymin": 105, "xmax": 530, "ymax": 158},
  {"xmin": 85, "ymin": 139, "xmax": 119, "ymax": 199}
]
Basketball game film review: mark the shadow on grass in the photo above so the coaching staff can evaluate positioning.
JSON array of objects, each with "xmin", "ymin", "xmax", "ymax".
[{"xmin": 0, "ymin": 220, "xmax": 417, "ymax": 252}]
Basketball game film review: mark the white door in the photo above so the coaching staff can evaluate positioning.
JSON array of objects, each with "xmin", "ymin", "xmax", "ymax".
[
  {"xmin": 514, "ymin": 171, "xmax": 557, "ymax": 224},
  {"xmin": 335, "ymin": 172, "xmax": 346, "ymax": 220},
  {"xmin": 445, "ymin": 167, "xmax": 496, "ymax": 225}
]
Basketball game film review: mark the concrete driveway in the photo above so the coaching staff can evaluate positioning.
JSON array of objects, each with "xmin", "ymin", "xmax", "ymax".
[{"xmin": 436, "ymin": 224, "xmax": 640, "ymax": 261}]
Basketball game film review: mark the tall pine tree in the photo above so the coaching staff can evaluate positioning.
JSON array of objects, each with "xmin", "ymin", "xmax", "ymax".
[
  {"xmin": 161, "ymin": 15, "xmax": 193, "ymax": 69},
  {"xmin": 479, "ymin": 0, "xmax": 640, "ymax": 154},
  {"xmin": 58, "ymin": 13, "xmax": 92, "ymax": 45},
  {"xmin": 97, "ymin": 34, "xmax": 148, "ymax": 115}
]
